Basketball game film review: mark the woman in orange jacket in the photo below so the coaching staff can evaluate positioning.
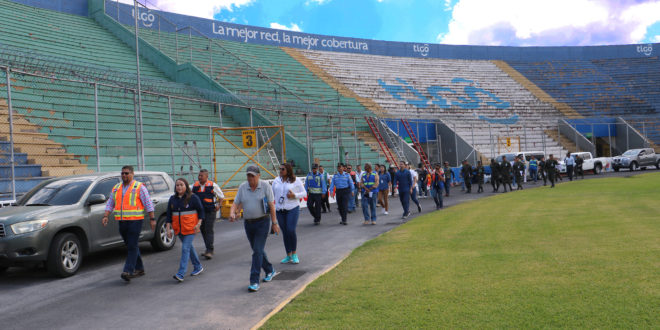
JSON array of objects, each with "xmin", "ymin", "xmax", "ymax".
[{"xmin": 167, "ymin": 178, "xmax": 205, "ymax": 282}]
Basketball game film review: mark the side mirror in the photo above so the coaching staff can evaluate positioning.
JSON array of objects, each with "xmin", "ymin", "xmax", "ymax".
[{"xmin": 87, "ymin": 194, "xmax": 107, "ymax": 206}]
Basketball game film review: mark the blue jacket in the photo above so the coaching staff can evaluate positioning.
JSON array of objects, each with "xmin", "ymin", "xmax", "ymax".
[
  {"xmin": 329, "ymin": 171, "xmax": 355, "ymax": 191},
  {"xmin": 166, "ymin": 194, "xmax": 205, "ymax": 224},
  {"xmin": 378, "ymin": 171, "xmax": 391, "ymax": 191},
  {"xmin": 393, "ymin": 169, "xmax": 413, "ymax": 192}
]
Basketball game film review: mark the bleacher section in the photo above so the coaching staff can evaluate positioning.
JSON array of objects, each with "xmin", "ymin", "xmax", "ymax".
[
  {"xmin": 132, "ymin": 25, "xmax": 386, "ymax": 168},
  {"xmin": 300, "ymin": 50, "xmax": 569, "ymax": 160},
  {"xmin": 0, "ymin": 0, "xmax": 251, "ymax": 189},
  {"xmin": 509, "ymin": 57, "xmax": 660, "ymax": 149}
]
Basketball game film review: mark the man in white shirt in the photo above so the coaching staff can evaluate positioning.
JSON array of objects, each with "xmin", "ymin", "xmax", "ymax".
[{"xmin": 407, "ymin": 162, "xmax": 422, "ymax": 213}]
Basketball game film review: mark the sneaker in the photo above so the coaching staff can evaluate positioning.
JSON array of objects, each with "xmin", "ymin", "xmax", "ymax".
[
  {"xmin": 133, "ymin": 269, "xmax": 145, "ymax": 277},
  {"xmin": 202, "ymin": 251, "xmax": 213, "ymax": 260},
  {"xmin": 280, "ymin": 255, "xmax": 292, "ymax": 264},
  {"xmin": 120, "ymin": 272, "xmax": 132, "ymax": 282},
  {"xmin": 341, "ymin": 221, "xmax": 347, "ymax": 225},
  {"xmin": 314, "ymin": 221, "xmax": 320, "ymax": 225},
  {"xmin": 291, "ymin": 254, "xmax": 300, "ymax": 264},
  {"xmin": 191, "ymin": 267, "xmax": 204, "ymax": 276},
  {"xmin": 263, "ymin": 269, "xmax": 277, "ymax": 282},
  {"xmin": 382, "ymin": 210, "xmax": 388, "ymax": 215},
  {"xmin": 363, "ymin": 220, "xmax": 370, "ymax": 225},
  {"xmin": 173, "ymin": 274, "xmax": 184, "ymax": 283},
  {"xmin": 248, "ymin": 283, "xmax": 260, "ymax": 292},
  {"xmin": 417, "ymin": 204, "xmax": 422, "ymax": 213},
  {"xmin": 370, "ymin": 221, "xmax": 376, "ymax": 225},
  {"xmin": 402, "ymin": 212, "xmax": 410, "ymax": 219}
]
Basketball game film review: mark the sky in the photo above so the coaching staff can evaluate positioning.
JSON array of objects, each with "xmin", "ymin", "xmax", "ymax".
[{"xmin": 130, "ymin": 0, "xmax": 660, "ymax": 46}]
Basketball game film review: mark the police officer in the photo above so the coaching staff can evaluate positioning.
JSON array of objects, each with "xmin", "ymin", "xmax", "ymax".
[
  {"xmin": 460, "ymin": 160, "xmax": 473, "ymax": 193},
  {"xmin": 500, "ymin": 156, "xmax": 513, "ymax": 192},
  {"xmin": 538, "ymin": 156, "xmax": 547, "ymax": 186},
  {"xmin": 192, "ymin": 169, "xmax": 224, "ymax": 260},
  {"xmin": 329, "ymin": 163, "xmax": 355, "ymax": 225},
  {"xmin": 575, "ymin": 155, "xmax": 584, "ymax": 179},
  {"xmin": 513, "ymin": 156, "xmax": 524, "ymax": 190},
  {"xmin": 305, "ymin": 164, "xmax": 327, "ymax": 225},
  {"xmin": 490, "ymin": 158, "xmax": 500, "ymax": 192},
  {"xmin": 546, "ymin": 154, "xmax": 558, "ymax": 188},
  {"xmin": 476, "ymin": 160, "xmax": 485, "ymax": 193}
]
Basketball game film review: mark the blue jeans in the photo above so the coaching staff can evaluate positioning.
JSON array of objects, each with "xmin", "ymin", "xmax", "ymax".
[
  {"xmin": 276, "ymin": 206, "xmax": 299, "ymax": 254},
  {"xmin": 118, "ymin": 220, "xmax": 144, "ymax": 273},
  {"xmin": 361, "ymin": 192, "xmax": 377, "ymax": 221},
  {"xmin": 444, "ymin": 179, "xmax": 451, "ymax": 195},
  {"xmin": 348, "ymin": 187, "xmax": 356, "ymax": 211},
  {"xmin": 244, "ymin": 218, "xmax": 274, "ymax": 284},
  {"xmin": 529, "ymin": 168, "xmax": 538, "ymax": 182},
  {"xmin": 431, "ymin": 187, "xmax": 443, "ymax": 209},
  {"xmin": 398, "ymin": 189, "xmax": 410, "ymax": 215},
  {"xmin": 176, "ymin": 234, "xmax": 202, "ymax": 278},
  {"xmin": 410, "ymin": 187, "xmax": 420, "ymax": 207}
]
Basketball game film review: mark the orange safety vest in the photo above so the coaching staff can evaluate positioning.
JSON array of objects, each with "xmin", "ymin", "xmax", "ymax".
[
  {"xmin": 171, "ymin": 210, "xmax": 199, "ymax": 236},
  {"xmin": 112, "ymin": 180, "xmax": 145, "ymax": 221},
  {"xmin": 192, "ymin": 181, "xmax": 216, "ymax": 207}
]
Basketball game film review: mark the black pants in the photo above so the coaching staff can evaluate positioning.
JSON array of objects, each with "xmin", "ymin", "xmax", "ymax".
[
  {"xmin": 200, "ymin": 208, "xmax": 216, "ymax": 252},
  {"xmin": 336, "ymin": 188, "xmax": 351, "ymax": 222},
  {"xmin": 566, "ymin": 165, "xmax": 574, "ymax": 181},
  {"xmin": 491, "ymin": 175, "xmax": 499, "ymax": 191},
  {"xmin": 540, "ymin": 170, "xmax": 547, "ymax": 185},
  {"xmin": 463, "ymin": 176, "xmax": 471, "ymax": 192},
  {"xmin": 548, "ymin": 171, "xmax": 556, "ymax": 187},
  {"xmin": 321, "ymin": 192, "xmax": 330, "ymax": 212},
  {"xmin": 307, "ymin": 193, "xmax": 323, "ymax": 222},
  {"xmin": 515, "ymin": 176, "xmax": 523, "ymax": 190}
]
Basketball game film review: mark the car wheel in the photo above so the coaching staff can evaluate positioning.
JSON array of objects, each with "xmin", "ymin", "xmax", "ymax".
[
  {"xmin": 47, "ymin": 232, "xmax": 82, "ymax": 278},
  {"xmin": 630, "ymin": 162, "xmax": 638, "ymax": 171},
  {"xmin": 150, "ymin": 216, "xmax": 175, "ymax": 251},
  {"xmin": 593, "ymin": 164, "xmax": 602, "ymax": 175}
]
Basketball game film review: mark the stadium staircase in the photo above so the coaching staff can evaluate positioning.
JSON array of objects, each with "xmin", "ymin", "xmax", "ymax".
[
  {"xmin": 0, "ymin": 0, "xmax": 254, "ymax": 191},
  {"xmin": 300, "ymin": 50, "xmax": 569, "ymax": 160}
]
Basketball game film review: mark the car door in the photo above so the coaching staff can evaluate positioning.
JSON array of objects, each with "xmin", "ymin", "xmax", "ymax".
[
  {"xmin": 637, "ymin": 150, "xmax": 648, "ymax": 166},
  {"xmin": 86, "ymin": 177, "xmax": 122, "ymax": 249},
  {"xmin": 134, "ymin": 175, "xmax": 156, "ymax": 239},
  {"xmin": 643, "ymin": 149, "xmax": 654, "ymax": 166}
]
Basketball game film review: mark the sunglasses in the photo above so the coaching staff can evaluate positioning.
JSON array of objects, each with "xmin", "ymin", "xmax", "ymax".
[{"xmin": 121, "ymin": 172, "xmax": 131, "ymax": 175}]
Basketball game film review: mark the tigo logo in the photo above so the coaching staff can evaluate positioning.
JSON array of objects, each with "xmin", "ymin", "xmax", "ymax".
[
  {"xmin": 132, "ymin": 9, "xmax": 156, "ymax": 28},
  {"xmin": 636, "ymin": 44, "xmax": 652, "ymax": 56},
  {"xmin": 413, "ymin": 44, "xmax": 430, "ymax": 57}
]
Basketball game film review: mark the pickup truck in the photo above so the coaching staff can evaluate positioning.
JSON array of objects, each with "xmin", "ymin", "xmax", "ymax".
[
  {"xmin": 559, "ymin": 152, "xmax": 610, "ymax": 175},
  {"xmin": 612, "ymin": 148, "xmax": 660, "ymax": 171}
]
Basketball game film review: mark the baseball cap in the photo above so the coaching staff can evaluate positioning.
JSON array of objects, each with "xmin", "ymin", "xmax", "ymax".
[
  {"xmin": 246, "ymin": 165, "xmax": 260, "ymax": 176},
  {"xmin": 312, "ymin": 163, "xmax": 319, "ymax": 169}
]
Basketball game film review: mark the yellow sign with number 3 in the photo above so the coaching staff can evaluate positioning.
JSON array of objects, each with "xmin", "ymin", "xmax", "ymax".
[{"xmin": 242, "ymin": 129, "xmax": 256, "ymax": 148}]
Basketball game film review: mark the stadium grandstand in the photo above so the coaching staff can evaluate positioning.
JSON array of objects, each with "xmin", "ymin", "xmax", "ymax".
[{"xmin": 1, "ymin": 0, "xmax": 658, "ymax": 201}]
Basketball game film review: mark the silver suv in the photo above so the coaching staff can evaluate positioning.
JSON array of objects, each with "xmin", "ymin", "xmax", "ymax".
[
  {"xmin": 0, "ymin": 172, "xmax": 176, "ymax": 277},
  {"xmin": 612, "ymin": 148, "xmax": 660, "ymax": 171}
]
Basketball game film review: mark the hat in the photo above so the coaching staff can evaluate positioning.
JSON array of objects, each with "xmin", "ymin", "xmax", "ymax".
[
  {"xmin": 246, "ymin": 165, "xmax": 260, "ymax": 176},
  {"xmin": 312, "ymin": 163, "xmax": 319, "ymax": 169},
  {"xmin": 337, "ymin": 162, "xmax": 345, "ymax": 167}
]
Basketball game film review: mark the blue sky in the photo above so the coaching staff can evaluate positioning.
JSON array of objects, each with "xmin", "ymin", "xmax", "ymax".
[{"xmin": 140, "ymin": 0, "xmax": 660, "ymax": 46}]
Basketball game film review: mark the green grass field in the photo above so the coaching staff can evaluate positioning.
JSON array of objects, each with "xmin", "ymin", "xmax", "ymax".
[{"xmin": 264, "ymin": 173, "xmax": 660, "ymax": 328}]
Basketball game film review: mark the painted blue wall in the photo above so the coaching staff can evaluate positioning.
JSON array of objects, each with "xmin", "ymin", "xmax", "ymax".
[
  {"xmin": 566, "ymin": 118, "xmax": 617, "ymax": 137},
  {"xmin": 11, "ymin": 0, "xmax": 659, "ymax": 61}
]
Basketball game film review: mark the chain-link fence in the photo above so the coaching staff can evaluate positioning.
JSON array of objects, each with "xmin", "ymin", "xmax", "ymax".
[{"xmin": 2, "ymin": 64, "xmax": 659, "ymax": 203}]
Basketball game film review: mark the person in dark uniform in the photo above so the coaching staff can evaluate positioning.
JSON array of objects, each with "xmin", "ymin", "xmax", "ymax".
[
  {"xmin": 538, "ymin": 156, "xmax": 547, "ymax": 186},
  {"xmin": 388, "ymin": 164, "xmax": 397, "ymax": 197},
  {"xmin": 500, "ymin": 156, "xmax": 513, "ymax": 192},
  {"xmin": 319, "ymin": 165, "xmax": 331, "ymax": 213},
  {"xmin": 490, "ymin": 158, "xmax": 500, "ymax": 192},
  {"xmin": 513, "ymin": 156, "xmax": 524, "ymax": 190},
  {"xmin": 575, "ymin": 155, "xmax": 584, "ymax": 179},
  {"xmin": 460, "ymin": 160, "xmax": 473, "ymax": 193},
  {"xmin": 546, "ymin": 154, "xmax": 558, "ymax": 188},
  {"xmin": 476, "ymin": 161, "xmax": 485, "ymax": 193}
]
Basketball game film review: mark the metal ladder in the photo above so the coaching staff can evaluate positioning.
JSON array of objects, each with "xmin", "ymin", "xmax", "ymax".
[
  {"xmin": 379, "ymin": 119, "xmax": 408, "ymax": 164},
  {"xmin": 401, "ymin": 119, "xmax": 432, "ymax": 172},
  {"xmin": 365, "ymin": 117, "xmax": 398, "ymax": 167},
  {"xmin": 258, "ymin": 127, "xmax": 280, "ymax": 172}
]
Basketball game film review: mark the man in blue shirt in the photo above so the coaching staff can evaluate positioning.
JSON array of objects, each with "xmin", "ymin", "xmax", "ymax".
[
  {"xmin": 305, "ymin": 164, "xmax": 327, "ymax": 225},
  {"xmin": 564, "ymin": 152, "xmax": 575, "ymax": 181},
  {"xmin": 329, "ymin": 163, "xmax": 355, "ymax": 225},
  {"xmin": 392, "ymin": 162, "xmax": 413, "ymax": 219}
]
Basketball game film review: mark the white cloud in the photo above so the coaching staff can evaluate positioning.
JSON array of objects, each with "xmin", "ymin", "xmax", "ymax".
[
  {"xmin": 654, "ymin": 35, "xmax": 660, "ymax": 43},
  {"xmin": 438, "ymin": 0, "xmax": 660, "ymax": 46},
  {"xmin": 269, "ymin": 22, "xmax": 302, "ymax": 32},
  {"xmin": 305, "ymin": 0, "xmax": 331, "ymax": 5},
  {"xmin": 122, "ymin": 0, "xmax": 253, "ymax": 19}
]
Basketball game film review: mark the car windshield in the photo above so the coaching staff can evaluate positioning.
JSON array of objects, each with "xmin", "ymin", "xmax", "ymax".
[
  {"xmin": 21, "ymin": 178, "xmax": 93, "ymax": 206},
  {"xmin": 622, "ymin": 150, "xmax": 639, "ymax": 157}
]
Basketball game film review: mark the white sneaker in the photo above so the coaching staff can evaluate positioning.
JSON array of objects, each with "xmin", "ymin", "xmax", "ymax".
[{"xmin": 383, "ymin": 211, "xmax": 388, "ymax": 215}]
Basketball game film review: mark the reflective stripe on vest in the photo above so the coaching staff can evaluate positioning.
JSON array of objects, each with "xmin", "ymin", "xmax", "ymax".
[
  {"xmin": 113, "ymin": 181, "xmax": 145, "ymax": 221},
  {"xmin": 363, "ymin": 173, "xmax": 377, "ymax": 192},
  {"xmin": 193, "ymin": 181, "xmax": 216, "ymax": 208},
  {"xmin": 172, "ymin": 210, "xmax": 199, "ymax": 236},
  {"xmin": 306, "ymin": 173, "xmax": 322, "ymax": 194}
]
